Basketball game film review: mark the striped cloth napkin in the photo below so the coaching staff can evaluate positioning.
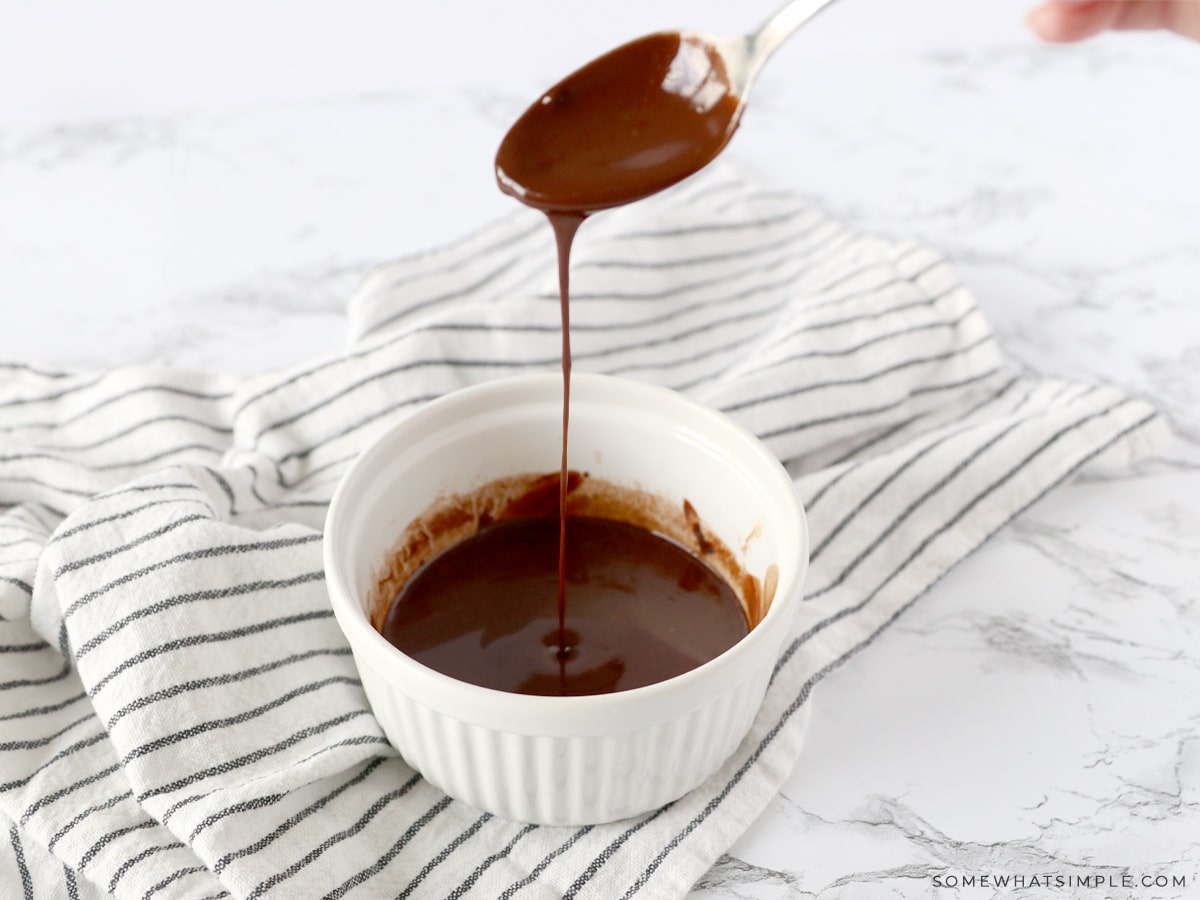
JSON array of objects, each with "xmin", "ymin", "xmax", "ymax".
[{"xmin": 0, "ymin": 166, "xmax": 1163, "ymax": 899}]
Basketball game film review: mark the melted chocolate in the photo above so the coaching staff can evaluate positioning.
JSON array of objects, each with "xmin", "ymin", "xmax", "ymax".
[
  {"xmin": 494, "ymin": 31, "xmax": 742, "ymax": 667},
  {"xmin": 550, "ymin": 213, "xmax": 584, "ymax": 659},
  {"xmin": 382, "ymin": 516, "xmax": 747, "ymax": 695},
  {"xmin": 495, "ymin": 32, "xmax": 740, "ymax": 213},
  {"xmin": 375, "ymin": 29, "xmax": 753, "ymax": 695}
]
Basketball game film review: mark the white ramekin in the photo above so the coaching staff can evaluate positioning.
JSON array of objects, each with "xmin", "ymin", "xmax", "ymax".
[{"xmin": 324, "ymin": 373, "xmax": 808, "ymax": 825}]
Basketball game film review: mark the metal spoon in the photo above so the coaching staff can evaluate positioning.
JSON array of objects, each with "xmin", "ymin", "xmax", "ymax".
[{"xmin": 496, "ymin": 0, "xmax": 840, "ymax": 213}]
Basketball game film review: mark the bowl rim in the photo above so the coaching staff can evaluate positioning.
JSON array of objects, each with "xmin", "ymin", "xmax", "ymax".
[{"xmin": 323, "ymin": 372, "xmax": 809, "ymax": 726}]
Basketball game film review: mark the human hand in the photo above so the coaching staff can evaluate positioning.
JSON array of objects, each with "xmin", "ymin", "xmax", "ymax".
[{"xmin": 1027, "ymin": 0, "xmax": 1200, "ymax": 42}]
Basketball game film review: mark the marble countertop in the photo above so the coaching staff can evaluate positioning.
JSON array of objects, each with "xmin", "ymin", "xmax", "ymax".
[{"xmin": 3, "ymin": 0, "xmax": 1198, "ymax": 896}]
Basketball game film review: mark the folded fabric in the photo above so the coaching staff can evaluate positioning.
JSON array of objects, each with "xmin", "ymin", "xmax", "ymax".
[{"xmin": 0, "ymin": 166, "xmax": 1164, "ymax": 899}]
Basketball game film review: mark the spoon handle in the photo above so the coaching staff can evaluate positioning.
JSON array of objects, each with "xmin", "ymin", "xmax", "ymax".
[{"xmin": 745, "ymin": 0, "xmax": 840, "ymax": 82}]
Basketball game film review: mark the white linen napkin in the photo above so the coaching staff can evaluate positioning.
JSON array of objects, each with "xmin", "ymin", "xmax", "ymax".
[{"xmin": 0, "ymin": 166, "xmax": 1164, "ymax": 899}]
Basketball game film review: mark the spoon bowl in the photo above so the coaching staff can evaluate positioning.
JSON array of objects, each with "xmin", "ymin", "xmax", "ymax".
[{"xmin": 495, "ymin": 0, "xmax": 839, "ymax": 213}]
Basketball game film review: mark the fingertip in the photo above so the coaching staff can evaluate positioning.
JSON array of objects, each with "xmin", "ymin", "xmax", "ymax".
[
  {"xmin": 1026, "ymin": 0, "xmax": 1112, "ymax": 43},
  {"xmin": 1026, "ymin": 4, "xmax": 1060, "ymax": 41}
]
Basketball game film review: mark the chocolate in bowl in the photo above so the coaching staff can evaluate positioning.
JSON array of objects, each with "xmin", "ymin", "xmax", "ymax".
[
  {"xmin": 371, "ymin": 469, "xmax": 769, "ymax": 697},
  {"xmin": 323, "ymin": 372, "xmax": 808, "ymax": 825}
]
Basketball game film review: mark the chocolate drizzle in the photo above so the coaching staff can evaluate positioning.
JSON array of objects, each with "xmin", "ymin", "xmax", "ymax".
[{"xmin": 371, "ymin": 29, "xmax": 755, "ymax": 696}]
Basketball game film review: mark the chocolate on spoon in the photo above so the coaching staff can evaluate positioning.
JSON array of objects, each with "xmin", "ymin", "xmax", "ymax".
[{"xmin": 495, "ymin": 0, "xmax": 840, "ymax": 214}]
